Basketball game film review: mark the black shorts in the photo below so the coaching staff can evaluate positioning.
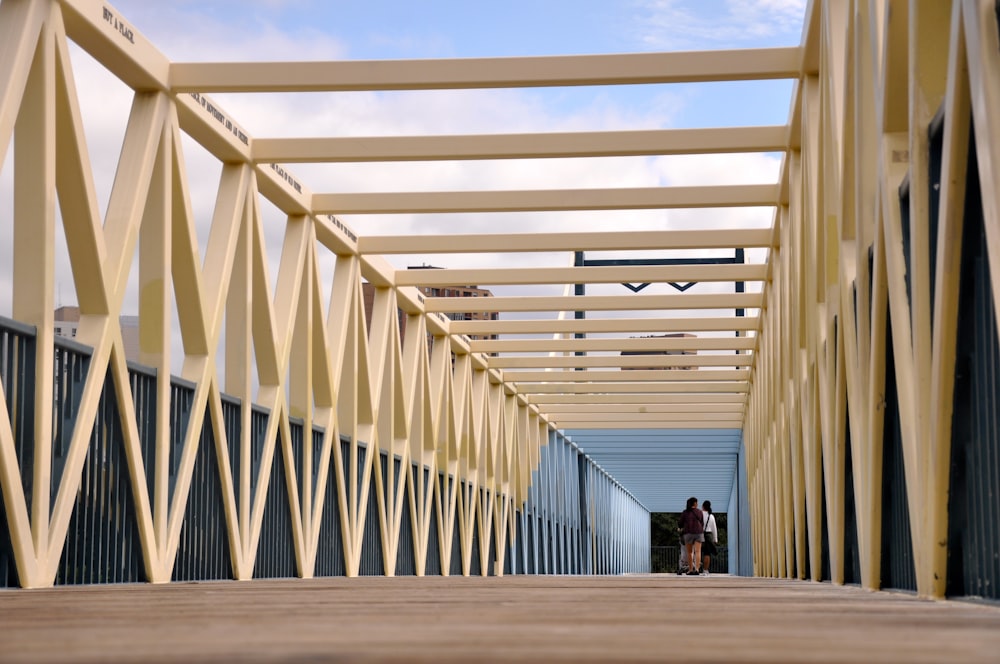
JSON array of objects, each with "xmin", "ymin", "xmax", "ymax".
[{"xmin": 703, "ymin": 539, "xmax": 717, "ymax": 556}]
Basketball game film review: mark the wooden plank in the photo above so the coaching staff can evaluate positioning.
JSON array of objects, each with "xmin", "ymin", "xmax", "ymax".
[
  {"xmin": 427, "ymin": 292, "xmax": 762, "ymax": 314},
  {"xmin": 361, "ymin": 228, "xmax": 775, "ymax": 255},
  {"xmin": 253, "ymin": 126, "xmax": 788, "ymax": 162},
  {"xmin": 1, "ymin": 577, "xmax": 998, "ymax": 663},
  {"xmin": 169, "ymin": 47, "xmax": 802, "ymax": 92},
  {"xmin": 313, "ymin": 184, "xmax": 779, "ymax": 215}
]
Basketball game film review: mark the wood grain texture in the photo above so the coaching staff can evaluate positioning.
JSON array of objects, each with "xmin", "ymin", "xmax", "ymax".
[{"xmin": 2, "ymin": 575, "xmax": 998, "ymax": 663}]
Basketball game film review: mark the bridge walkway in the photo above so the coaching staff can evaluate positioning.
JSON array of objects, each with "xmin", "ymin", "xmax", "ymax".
[{"xmin": 2, "ymin": 575, "xmax": 998, "ymax": 663}]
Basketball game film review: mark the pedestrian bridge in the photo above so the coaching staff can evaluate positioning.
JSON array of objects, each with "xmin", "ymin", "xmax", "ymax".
[{"xmin": 1, "ymin": 0, "xmax": 999, "ymax": 640}]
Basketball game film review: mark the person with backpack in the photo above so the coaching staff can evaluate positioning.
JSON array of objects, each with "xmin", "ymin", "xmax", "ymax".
[{"xmin": 679, "ymin": 496, "xmax": 704, "ymax": 575}]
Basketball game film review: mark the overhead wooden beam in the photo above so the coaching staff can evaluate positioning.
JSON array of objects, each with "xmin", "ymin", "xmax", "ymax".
[
  {"xmin": 546, "ymin": 412, "xmax": 744, "ymax": 423},
  {"xmin": 503, "ymin": 368, "xmax": 749, "ymax": 381},
  {"xmin": 396, "ymin": 264, "xmax": 767, "ymax": 287},
  {"xmin": 360, "ymin": 227, "xmax": 775, "ymax": 255},
  {"xmin": 451, "ymin": 316, "xmax": 758, "ymax": 335},
  {"xmin": 494, "ymin": 354, "xmax": 751, "ymax": 369},
  {"xmin": 543, "ymin": 420, "xmax": 744, "ymax": 430},
  {"xmin": 252, "ymin": 126, "xmax": 788, "ymax": 162},
  {"xmin": 516, "ymin": 382, "xmax": 749, "ymax": 394},
  {"xmin": 527, "ymin": 393, "xmax": 747, "ymax": 405},
  {"xmin": 427, "ymin": 292, "xmax": 762, "ymax": 313},
  {"xmin": 313, "ymin": 184, "xmax": 778, "ymax": 215},
  {"xmin": 540, "ymin": 403, "xmax": 744, "ymax": 413},
  {"xmin": 169, "ymin": 47, "xmax": 801, "ymax": 92},
  {"xmin": 470, "ymin": 336, "xmax": 757, "ymax": 353}
]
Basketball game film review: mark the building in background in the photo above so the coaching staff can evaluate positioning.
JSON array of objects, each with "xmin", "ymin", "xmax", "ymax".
[
  {"xmin": 362, "ymin": 267, "xmax": 499, "ymax": 348},
  {"xmin": 620, "ymin": 333, "xmax": 697, "ymax": 370},
  {"xmin": 54, "ymin": 306, "xmax": 140, "ymax": 363}
]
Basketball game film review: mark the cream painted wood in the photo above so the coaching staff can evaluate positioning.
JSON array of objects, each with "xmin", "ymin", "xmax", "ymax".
[
  {"xmin": 451, "ymin": 316, "xmax": 759, "ymax": 336},
  {"xmin": 528, "ymin": 394, "xmax": 746, "ymax": 405},
  {"xmin": 0, "ymin": 0, "xmax": 996, "ymax": 596},
  {"xmin": 254, "ymin": 125, "xmax": 788, "ymax": 163},
  {"xmin": 504, "ymin": 369, "xmax": 749, "ymax": 382},
  {"xmin": 314, "ymin": 184, "xmax": 778, "ymax": 215},
  {"xmin": 426, "ymin": 292, "xmax": 762, "ymax": 314},
  {"xmin": 14, "ymin": 6, "xmax": 56, "ymax": 560},
  {"xmin": 471, "ymin": 336, "xmax": 757, "ymax": 353},
  {"xmin": 362, "ymin": 228, "xmax": 774, "ymax": 255},
  {"xmin": 494, "ymin": 355, "xmax": 751, "ymax": 369},
  {"xmin": 169, "ymin": 47, "xmax": 802, "ymax": 92}
]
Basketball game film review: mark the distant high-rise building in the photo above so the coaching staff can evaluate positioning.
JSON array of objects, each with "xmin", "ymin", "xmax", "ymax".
[
  {"xmin": 362, "ymin": 266, "xmax": 499, "ymax": 348},
  {"xmin": 54, "ymin": 306, "xmax": 140, "ymax": 363},
  {"xmin": 620, "ymin": 333, "xmax": 697, "ymax": 370}
]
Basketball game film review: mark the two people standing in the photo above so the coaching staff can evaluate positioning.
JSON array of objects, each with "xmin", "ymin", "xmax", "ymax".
[{"xmin": 678, "ymin": 497, "xmax": 719, "ymax": 576}]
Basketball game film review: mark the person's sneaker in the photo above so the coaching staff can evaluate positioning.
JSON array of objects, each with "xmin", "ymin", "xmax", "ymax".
[
  {"xmin": 702, "ymin": 569, "xmax": 710, "ymax": 576},
  {"xmin": 688, "ymin": 569, "xmax": 699, "ymax": 575}
]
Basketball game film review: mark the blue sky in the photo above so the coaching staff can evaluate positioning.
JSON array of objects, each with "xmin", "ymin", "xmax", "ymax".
[
  {"xmin": 129, "ymin": 0, "xmax": 805, "ymax": 57},
  {"xmin": 109, "ymin": 0, "xmax": 806, "ymax": 130}
]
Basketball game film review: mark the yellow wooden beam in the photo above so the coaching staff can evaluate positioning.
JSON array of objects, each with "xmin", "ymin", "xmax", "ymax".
[{"xmin": 169, "ymin": 47, "xmax": 802, "ymax": 92}]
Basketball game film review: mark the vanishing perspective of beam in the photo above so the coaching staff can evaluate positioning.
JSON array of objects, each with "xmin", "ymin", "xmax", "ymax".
[
  {"xmin": 396, "ymin": 264, "xmax": 767, "ymax": 287},
  {"xmin": 518, "ymin": 382, "xmax": 749, "ymax": 394},
  {"xmin": 360, "ymin": 228, "xmax": 775, "ymax": 255},
  {"xmin": 469, "ymin": 336, "xmax": 757, "ymax": 353},
  {"xmin": 426, "ymin": 292, "xmax": 762, "ymax": 313},
  {"xmin": 503, "ymin": 369, "xmax": 749, "ymax": 381},
  {"xmin": 312, "ymin": 184, "xmax": 778, "ymax": 214},
  {"xmin": 527, "ymin": 393, "xmax": 747, "ymax": 404},
  {"xmin": 546, "ymin": 412, "xmax": 744, "ymax": 423},
  {"xmin": 450, "ymin": 316, "xmax": 758, "ymax": 335},
  {"xmin": 494, "ymin": 354, "xmax": 751, "ymax": 369},
  {"xmin": 252, "ymin": 126, "xmax": 788, "ymax": 162},
  {"xmin": 542, "ymin": 420, "xmax": 745, "ymax": 430},
  {"xmin": 169, "ymin": 48, "xmax": 801, "ymax": 92},
  {"xmin": 540, "ymin": 403, "xmax": 744, "ymax": 413}
]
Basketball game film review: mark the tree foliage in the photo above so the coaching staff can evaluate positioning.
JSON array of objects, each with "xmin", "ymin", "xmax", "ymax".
[{"xmin": 650, "ymin": 512, "xmax": 727, "ymax": 546}]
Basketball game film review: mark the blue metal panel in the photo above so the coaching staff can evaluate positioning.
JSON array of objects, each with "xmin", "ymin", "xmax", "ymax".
[
  {"xmin": 52, "ymin": 338, "xmax": 91, "ymax": 512},
  {"xmin": 0, "ymin": 486, "xmax": 15, "ymax": 587},
  {"xmin": 564, "ymin": 428, "xmax": 741, "ymax": 512},
  {"xmin": 728, "ymin": 435, "xmax": 753, "ymax": 576},
  {"xmin": 173, "ymin": 410, "xmax": 233, "ymax": 581},
  {"xmin": 253, "ymin": 431, "xmax": 297, "ymax": 579},
  {"xmin": 947, "ymin": 126, "xmax": 1000, "ymax": 600},
  {"xmin": 314, "ymin": 437, "xmax": 346, "ymax": 576},
  {"xmin": 55, "ymin": 369, "xmax": 146, "ymax": 585},
  {"xmin": 426, "ymin": 478, "xmax": 442, "ymax": 575},
  {"xmin": 221, "ymin": 395, "xmax": 241, "ymax": 514},
  {"xmin": 469, "ymin": 500, "xmax": 482, "ymax": 576},
  {"xmin": 395, "ymin": 460, "xmax": 416, "ymax": 576},
  {"xmin": 288, "ymin": 419, "xmax": 304, "ymax": 514},
  {"xmin": 449, "ymin": 486, "xmax": 462, "ymax": 576},
  {"xmin": 1, "ymin": 318, "xmax": 37, "ymax": 529},
  {"xmin": 358, "ymin": 449, "xmax": 384, "ymax": 576}
]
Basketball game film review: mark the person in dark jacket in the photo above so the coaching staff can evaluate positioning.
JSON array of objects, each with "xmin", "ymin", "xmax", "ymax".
[{"xmin": 679, "ymin": 496, "xmax": 705, "ymax": 575}]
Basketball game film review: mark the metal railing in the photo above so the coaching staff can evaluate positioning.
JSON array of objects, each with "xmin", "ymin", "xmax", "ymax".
[{"xmin": 651, "ymin": 546, "xmax": 730, "ymax": 575}]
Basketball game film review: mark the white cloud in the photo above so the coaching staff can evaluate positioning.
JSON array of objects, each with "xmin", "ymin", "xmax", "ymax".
[{"xmin": 633, "ymin": 0, "xmax": 807, "ymax": 50}]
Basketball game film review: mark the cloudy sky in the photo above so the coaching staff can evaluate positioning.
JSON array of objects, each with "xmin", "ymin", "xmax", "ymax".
[{"xmin": 0, "ymin": 0, "xmax": 806, "ymax": 337}]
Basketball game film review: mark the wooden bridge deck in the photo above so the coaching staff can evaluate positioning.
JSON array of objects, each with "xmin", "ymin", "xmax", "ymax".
[{"xmin": 2, "ymin": 575, "xmax": 999, "ymax": 663}]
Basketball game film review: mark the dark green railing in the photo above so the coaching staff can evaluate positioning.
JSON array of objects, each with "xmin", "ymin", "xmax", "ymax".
[{"xmin": 650, "ymin": 546, "xmax": 729, "ymax": 574}]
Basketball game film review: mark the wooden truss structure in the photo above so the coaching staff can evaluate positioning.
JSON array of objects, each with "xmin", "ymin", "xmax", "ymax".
[{"xmin": 0, "ymin": 0, "xmax": 998, "ymax": 599}]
